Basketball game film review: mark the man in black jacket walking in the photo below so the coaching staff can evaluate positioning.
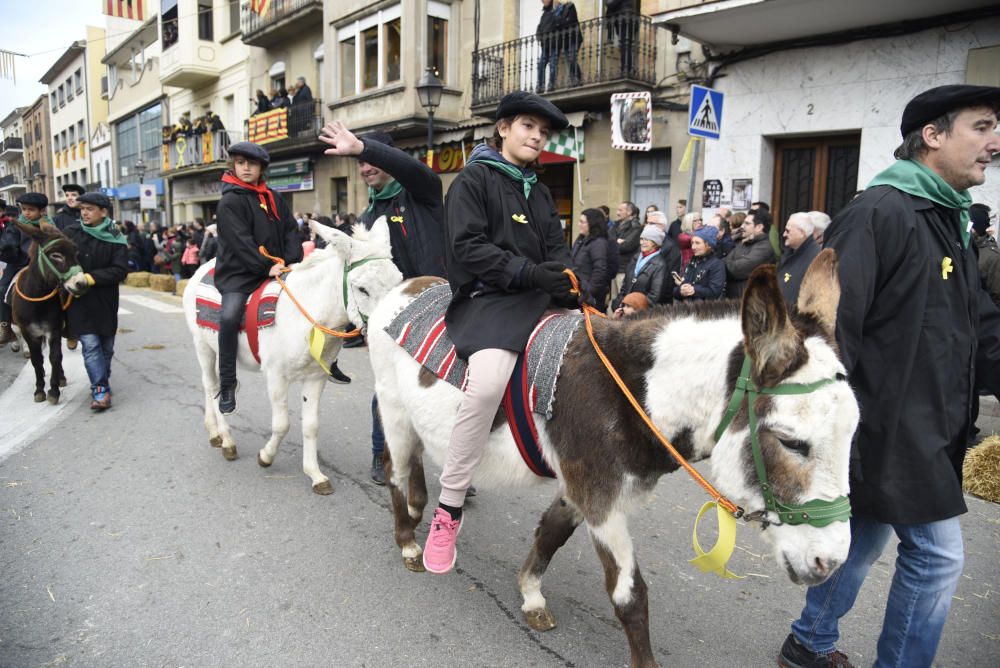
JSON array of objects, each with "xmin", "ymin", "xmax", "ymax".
[
  {"xmin": 319, "ymin": 120, "xmax": 447, "ymax": 485},
  {"xmin": 52, "ymin": 183, "xmax": 84, "ymax": 231},
  {"xmin": 778, "ymin": 85, "xmax": 1000, "ymax": 668}
]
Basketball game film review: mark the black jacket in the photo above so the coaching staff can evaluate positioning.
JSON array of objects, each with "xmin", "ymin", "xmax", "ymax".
[
  {"xmin": 613, "ymin": 251, "xmax": 666, "ymax": 309},
  {"xmin": 0, "ymin": 220, "xmax": 31, "ymax": 267},
  {"xmin": 776, "ymin": 234, "xmax": 821, "ymax": 306},
  {"xmin": 214, "ymin": 182, "xmax": 303, "ymax": 294},
  {"xmin": 976, "ymin": 234, "xmax": 1000, "ymax": 308},
  {"xmin": 827, "ymin": 185, "xmax": 1000, "ymax": 524},
  {"xmin": 658, "ymin": 237, "xmax": 682, "ymax": 304},
  {"xmin": 673, "ymin": 252, "xmax": 725, "ymax": 301},
  {"xmin": 570, "ymin": 234, "xmax": 610, "ymax": 306},
  {"xmin": 357, "ymin": 139, "xmax": 447, "ymax": 279},
  {"xmin": 613, "ymin": 216, "xmax": 642, "ymax": 270},
  {"xmin": 63, "ymin": 224, "xmax": 129, "ymax": 337},
  {"xmin": 292, "ymin": 84, "xmax": 313, "ymax": 105},
  {"xmin": 444, "ymin": 162, "xmax": 572, "ymax": 359},
  {"xmin": 723, "ymin": 234, "xmax": 776, "ymax": 298},
  {"xmin": 52, "ymin": 205, "xmax": 81, "ymax": 232}
]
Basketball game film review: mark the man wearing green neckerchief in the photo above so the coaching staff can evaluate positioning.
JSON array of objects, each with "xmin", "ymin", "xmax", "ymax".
[
  {"xmin": 61, "ymin": 192, "xmax": 129, "ymax": 412},
  {"xmin": 779, "ymin": 85, "xmax": 1000, "ymax": 668},
  {"xmin": 0, "ymin": 192, "xmax": 49, "ymax": 346}
]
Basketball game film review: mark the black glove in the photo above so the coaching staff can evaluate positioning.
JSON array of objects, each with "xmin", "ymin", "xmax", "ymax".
[{"xmin": 523, "ymin": 261, "xmax": 573, "ymax": 298}]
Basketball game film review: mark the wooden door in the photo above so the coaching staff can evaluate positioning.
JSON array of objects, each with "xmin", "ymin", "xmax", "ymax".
[{"xmin": 773, "ymin": 134, "xmax": 860, "ymax": 228}]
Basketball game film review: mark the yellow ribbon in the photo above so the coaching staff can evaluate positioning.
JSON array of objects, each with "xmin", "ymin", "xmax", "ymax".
[
  {"xmin": 307, "ymin": 326, "xmax": 331, "ymax": 375},
  {"xmin": 678, "ymin": 137, "xmax": 701, "ymax": 173},
  {"xmin": 941, "ymin": 257, "xmax": 953, "ymax": 280},
  {"xmin": 512, "ymin": 214, "xmax": 528, "ymax": 224},
  {"xmin": 688, "ymin": 501, "xmax": 743, "ymax": 579}
]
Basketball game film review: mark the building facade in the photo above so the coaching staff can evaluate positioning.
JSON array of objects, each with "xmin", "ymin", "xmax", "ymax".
[
  {"xmin": 654, "ymin": 0, "xmax": 1000, "ymax": 225},
  {"xmin": 21, "ymin": 95, "xmax": 55, "ymax": 205},
  {"xmin": 0, "ymin": 107, "xmax": 27, "ymax": 204}
]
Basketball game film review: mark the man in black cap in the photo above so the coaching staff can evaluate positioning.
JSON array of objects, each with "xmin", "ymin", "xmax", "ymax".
[
  {"xmin": 0, "ymin": 193, "xmax": 51, "ymax": 346},
  {"xmin": 778, "ymin": 85, "xmax": 1000, "ymax": 668},
  {"xmin": 319, "ymin": 120, "xmax": 447, "ymax": 485},
  {"xmin": 60, "ymin": 192, "xmax": 129, "ymax": 411},
  {"xmin": 53, "ymin": 183, "xmax": 85, "ymax": 232}
]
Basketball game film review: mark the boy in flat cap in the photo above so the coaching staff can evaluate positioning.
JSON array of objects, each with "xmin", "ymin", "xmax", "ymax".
[
  {"xmin": 778, "ymin": 85, "xmax": 1000, "ymax": 668},
  {"xmin": 0, "ymin": 193, "xmax": 51, "ymax": 346},
  {"xmin": 415, "ymin": 91, "xmax": 576, "ymax": 574},
  {"xmin": 319, "ymin": 121, "xmax": 447, "ymax": 484},
  {"xmin": 53, "ymin": 183, "xmax": 85, "ymax": 232},
  {"xmin": 61, "ymin": 192, "xmax": 129, "ymax": 411},
  {"xmin": 214, "ymin": 141, "xmax": 303, "ymax": 415}
]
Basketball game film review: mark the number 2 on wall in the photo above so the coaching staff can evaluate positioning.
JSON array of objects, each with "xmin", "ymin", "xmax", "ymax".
[{"xmin": 806, "ymin": 103, "xmax": 815, "ymax": 115}]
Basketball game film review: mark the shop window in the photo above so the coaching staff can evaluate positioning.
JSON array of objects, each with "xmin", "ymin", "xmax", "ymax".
[{"xmin": 198, "ymin": 0, "xmax": 214, "ymax": 41}]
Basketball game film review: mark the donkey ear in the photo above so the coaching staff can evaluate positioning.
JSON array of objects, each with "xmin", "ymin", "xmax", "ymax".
[
  {"xmin": 367, "ymin": 215, "xmax": 391, "ymax": 251},
  {"xmin": 741, "ymin": 265, "xmax": 802, "ymax": 385},
  {"xmin": 796, "ymin": 248, "xmax": 840, "ymax": 340},
  {"xmin": 309, "ymin": 220, "xmax": 351, "ymax": 257}
]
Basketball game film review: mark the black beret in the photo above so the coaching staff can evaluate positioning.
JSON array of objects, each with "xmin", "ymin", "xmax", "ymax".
[
  {"xmin": 16, "ymin": 192, "xmax": 49, "ymax": 209},
  {"xmin": 900, "ymin": 85, "xmax": 1000, "ymax": 137},
  {"xmin": 62, "ymin": 183, "xmax": 85, "ymax": 195},
  {"xmin": 227, "ymin": 141, "xmax": 271, "ymax": 167},
  {"xmin": 361, "ymin": 131, "xmax": 394, "ymax": 147},
  {"xmin": 78, "ymin": 192, "xmax": 111, "ymax": 211},
  {"xmin": 495, "ymin": 91, "xmax": 568, "ymax": 130}
]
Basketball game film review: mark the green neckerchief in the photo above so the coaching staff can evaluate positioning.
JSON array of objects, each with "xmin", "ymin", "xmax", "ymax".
[
  {"xmin": 868, "ymin": 159, "xmax": 973, "ymax": 248},
  {"xmin": 81, "ymin": 217, "xmax": 127, "ymax": 245},
  {"xmin": 365, "ymin": 179, "xmax": 403, "ymax": 214},
  {"xmin": 474, "ymin": 158, "xmax": 538, "ymax": 200},
  {"xmin": 16, "ymin": 214, "xmax": 48, "ymax": 228}
]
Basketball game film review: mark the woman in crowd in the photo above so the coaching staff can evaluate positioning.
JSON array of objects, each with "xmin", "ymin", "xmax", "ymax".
[
  {"xmin": 570, "ymin": 207, "xmax": 611, "ymax": 310},
  {"xmin": 673, "ymin": 226, "xmax": 725, "ymax": 301},
  {"xmin": 254, "ymin": 90, "xmax": 271, "ymax": 115},
  {"xmin": 678, "ymin": 211, "xmax": 700, "ymax": 268},
  {"xmin": 612, "ymin": 224, "xmax": 666, "ymax": 310},
  {"xmin": 214, "ymin": 142, "xmax": 303, "ymax": 415},
  {"xmin": 422, "ymin": 91, "xmax": 576, "ymax": 575}
]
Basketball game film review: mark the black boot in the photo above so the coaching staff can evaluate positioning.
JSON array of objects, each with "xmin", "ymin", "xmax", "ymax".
[
  {"xmin": 218, "ymin": 382, "xmax": 238, "ymax": 415},
  {"xmin": 370, "ymin": 454, "xmax": 386, "ymax": 485},
  {"xmin": 327, "ymin": 360, "xmax": 352, "ymax": 384},
  {"xmin": 343, "ymin": 334, "xmax": 365, "ymax": 349}
]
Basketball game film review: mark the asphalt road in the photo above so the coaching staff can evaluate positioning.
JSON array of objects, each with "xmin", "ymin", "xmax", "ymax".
[{"xmin": 0, "ymin": 286, "xmax": 997, "ymax": 668}]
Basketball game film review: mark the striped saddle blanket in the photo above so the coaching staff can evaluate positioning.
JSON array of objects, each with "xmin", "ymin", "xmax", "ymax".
[
  {"xmin": 385, "ymin": 284, "xmax": 582, "ymax": 478},
  {"xmin": 194, "ymin": 269, "xmax": 282, "ymax": 364}
]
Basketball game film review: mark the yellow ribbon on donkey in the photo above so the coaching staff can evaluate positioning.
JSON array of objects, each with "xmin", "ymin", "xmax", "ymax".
[
  {"xmin": 308, "ymin": 326, "xmax": 332, "ymax": 375},
  {"xmin": 689, "ymin": 501, "xmax": 743, "ymax": 579}
]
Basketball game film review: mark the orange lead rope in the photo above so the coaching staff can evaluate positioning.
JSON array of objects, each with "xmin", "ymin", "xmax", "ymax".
[{"xmin": 564, "ymin": 269, "xmax": 742, "ymax": 518}]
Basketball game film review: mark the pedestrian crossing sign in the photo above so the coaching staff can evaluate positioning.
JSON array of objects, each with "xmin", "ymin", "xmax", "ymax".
[{"xmin": 688, "ymin": 85, "xmax": 724, "ymax": 140}]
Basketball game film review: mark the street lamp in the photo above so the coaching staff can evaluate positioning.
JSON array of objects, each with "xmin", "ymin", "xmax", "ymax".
[{"xmin": 416, "ymin": 67, "xmax": 444, "ymax": 167}]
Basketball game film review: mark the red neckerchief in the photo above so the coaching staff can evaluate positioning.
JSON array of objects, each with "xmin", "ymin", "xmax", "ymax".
[
  {"xmin": 221, "ymin": 171, "xmax": 279, "ymax": 222},
  {"xmin": 641, "ymin": 249, "xmax": 658, "ymax": 258}
]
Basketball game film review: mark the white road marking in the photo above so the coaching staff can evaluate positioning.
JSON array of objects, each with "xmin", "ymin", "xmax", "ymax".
[
  {"xmin": 118, "ymin": 307, "xmax": 133, "ymax": 315},
  {"xmin": 119, "ymin": 294, "xmax": 184, "ymax": 314},
  {"xmin": 0, "ymin": 347, "xmax": 89, "ymax": 464}
]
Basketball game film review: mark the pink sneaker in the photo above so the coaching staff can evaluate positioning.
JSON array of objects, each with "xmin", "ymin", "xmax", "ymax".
[{"xmin": 422, "ymin": 507, "xmax": 463, "ymax": 574}]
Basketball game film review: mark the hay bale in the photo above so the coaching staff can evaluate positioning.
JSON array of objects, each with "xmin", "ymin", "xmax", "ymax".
[
  {"xmin": 963, "ymin": 436, "xmax": 1000, "ymax": 504},
  {"xmin": 175, "ymin": 279, "xmax": 189, "ymax": 295},
  {"xmin": 148, "ymin": 274, "xmax": 176, "ymax": 293},
  {"xmin": 124, "ymin": 272, "xmax": 151, "ymax": 287}
]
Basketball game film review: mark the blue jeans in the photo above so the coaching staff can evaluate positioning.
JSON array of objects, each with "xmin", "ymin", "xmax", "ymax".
[
  {"xmin": 78, "ymin": 333, "xmax": 115, "ymax": 392},
  {"xmin": 791, "ymin": 516, "xmax": 964, "ymax": 667},
  {"xmin": 371, "ymin": 395, "xmax": 384, "ymax": 458},
  {"xmin": 537, "ymin": 47, "xmax": 557, "ymax": 92}
]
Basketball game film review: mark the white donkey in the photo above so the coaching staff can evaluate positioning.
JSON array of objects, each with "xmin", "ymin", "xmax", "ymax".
[{"xmin": 183, "ymin": 217, "xmax": 402, "ymax": 494}]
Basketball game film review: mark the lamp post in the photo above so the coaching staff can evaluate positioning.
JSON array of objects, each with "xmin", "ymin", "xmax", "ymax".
[
  {"xmin": 135, "ymin": 158, "xmax": 148, "ymax": 224},
  {"xmin": 415, "ymin": 67, "xmax": 444, "ymax": 168}
]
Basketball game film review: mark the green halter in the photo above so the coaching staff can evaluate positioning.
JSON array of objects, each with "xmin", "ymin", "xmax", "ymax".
[
  {"xmin": 342, "ymin": 256, "xmax": 389, "ymax": 326},
  {"xmin": 713, "ymin": 355, "xmax": 852, "ymax": 528},
  {"xmin": 37, "ymin": 238, "xmax": 83, "ymax": 283}
]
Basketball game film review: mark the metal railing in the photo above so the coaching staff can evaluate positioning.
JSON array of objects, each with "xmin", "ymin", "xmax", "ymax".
[
  {"xmin": 472, "ymin": 13, "xmax": 657, "ymax": 106},
  {"xmin": 244, "ymin": 99, "xmax": 322, "ymax": 146},
  {"xmin": 161, "ymin": 129, "xmax": 231, "ymax": 172},
  {"xmin": 1, "ymin": 137, "xmax": 24, "ymax": 152},
  {"xmin": 0, "ymin": 172, "xmax": 26, "ymax": 188},
  {"xmin": 241, "ymin": 0, "xmax": 321, "ymax": 37}
]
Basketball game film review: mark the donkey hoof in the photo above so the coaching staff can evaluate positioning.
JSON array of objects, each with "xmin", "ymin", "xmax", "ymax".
[
  {"xmin": 33, "ymin": 392, "xmax": 45, "ymax": 403},
  {"xmin": 209, "ymin": 435, "xmax": 223, "ymax": 448},
  {"xmin": 257, "ymin": 452, "xmax": 272, "ymax": 468},
  {"xmin": 524, "ymin": 608, "xmax": 557, "ymax": 631},
  {"xmin": 47, "ymin": 392, "xmax": 59, "ymax": 405},
  {"xmin": 403, "ymin": 556, "xmax": 426, "ymax": 573},
  {"xmin": 312, "ymin": 480, "xmax": 334, "ymax": 495},
  {"xmin": 222, "ymin": 445, "xmax": 238, "ymax": 461},
  {"xmin": 58, "ymin": 377, "xmax": 67, "ymax": 388}
]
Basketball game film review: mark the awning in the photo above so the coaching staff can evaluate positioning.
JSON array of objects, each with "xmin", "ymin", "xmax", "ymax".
[{"xmin": 269, "ymin": 61, "xmax": 286, "ymax": 77}]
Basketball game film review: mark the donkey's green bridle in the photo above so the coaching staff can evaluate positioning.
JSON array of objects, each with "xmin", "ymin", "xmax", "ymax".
[
  {"xmin": 713, "ymin": 355, "xmax": 852, "ymax": 528},
  {"xmin": 36, "ymin": 238, "xmax": 83, "ymax": 283},
  {"xmin": 342, "ymin": 255, "xmax": 390, "ymax": 326}
]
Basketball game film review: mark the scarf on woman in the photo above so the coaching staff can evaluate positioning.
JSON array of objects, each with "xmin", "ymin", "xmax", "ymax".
[
  {"xmin": 222, "ymin": 171, "xmax": 280, "ymax": 222},
  {"xmin": 467, "ymin": 143, "xmax": 538, "ymax": 199},
  {"xmin": 868, "ymin": 159, "xmax": 973, "ymax": 248},
  {"xmin": 81, "ymin": 217, "xmax": 127, "ymax": 245},
  {"xmin": 365, "ymin": 179, "xmax": 403, "ymax": 214},
  {"xmin": 634, "ymin": 248, "xmax": 658, "ymax": 277}
]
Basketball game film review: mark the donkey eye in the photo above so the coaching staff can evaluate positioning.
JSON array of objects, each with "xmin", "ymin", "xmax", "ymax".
[
  {"xmin": 358, "ymin": 287, "xmax": 370, "ymax": 297},
  {"xmin": 778, "ymin": 438, "xmax": 811, "ymax": 456}
]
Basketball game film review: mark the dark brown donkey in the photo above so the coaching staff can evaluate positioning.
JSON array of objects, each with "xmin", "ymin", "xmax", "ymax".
[{"xmin": 10, "ymin": 220, "xmax": 81, "ymax": 404}]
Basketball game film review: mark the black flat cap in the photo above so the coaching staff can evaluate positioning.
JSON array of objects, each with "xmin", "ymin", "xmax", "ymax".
[
  {"xmin": 79, "ymin": 192, "xmax": 111, "ymax": 211},
  {"xmin": 901, "ymin": 85, "xmax": 1000, "ymax": 137},
  {"xmin": 361, "ymin": 131, "xmax": 394, "ymax": 147},
  {"xmin": 16, "ymin": 192, "xmax": 49, "ymax": 208},
  {"xmin": 62, "ymin": 183, "xmax": 84, "ymax": 195},
  {"xmin": 496, "ymin": 91, "xmax": 568, "ymax": 130},
  {"xmin": 227, "ymin": 141, "xmax": 271, "ymax": 167}
]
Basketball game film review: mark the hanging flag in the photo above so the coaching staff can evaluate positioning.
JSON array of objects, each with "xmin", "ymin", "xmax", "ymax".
[
  {"xmin": 104, "ymin": 0, "xmax": 145, "ymax": 20},
  {"xmin": 250, "ymin": 0, "xmax": 271, "ymax": 15},
  {"xmin": 0, "ymin": 49, "xmax": 21, "ymax": 82}
]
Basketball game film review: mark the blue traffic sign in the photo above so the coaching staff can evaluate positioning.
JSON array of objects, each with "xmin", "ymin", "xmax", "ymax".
[{"xmin": 688, "ymin": 85, "xmax": 724, "ymax": 140}]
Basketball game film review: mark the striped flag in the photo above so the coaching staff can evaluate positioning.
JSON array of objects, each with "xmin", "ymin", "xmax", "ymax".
[
  {"xmin": 250, "ymin": 0, "xmax": 271, "ymax": 15},
  {"xmin": 104, "ymin": 0, "xmax": 145, "ymax": 20}
]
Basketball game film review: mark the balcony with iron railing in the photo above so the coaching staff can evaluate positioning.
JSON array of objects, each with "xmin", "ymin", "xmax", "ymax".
[
  {"xmin": 241, "ymin": 0, "xmax": 323, "ymax": 49},
  {"xmin": 0, "ymin": 171, "xmax": 27, "ymax": 191},
  {"xmin": 161, "ymin": 129, "xmax": 231, "ymax": 175},
  {"xmin": 243, "ymin": 99, "xmax": 323, "ymax": 156},
  {"xmin": 471, "ymin": 13, "xmax": 658, "ymax": 112},
  {"xmin": 0, "ymin": 136, "xmax": 24, "ymax": 160}
]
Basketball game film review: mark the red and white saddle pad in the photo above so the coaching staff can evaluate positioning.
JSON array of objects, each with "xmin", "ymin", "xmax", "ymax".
[{"xmin": 195, "ymin": 268, "xmax": 282, "ymax": 364}]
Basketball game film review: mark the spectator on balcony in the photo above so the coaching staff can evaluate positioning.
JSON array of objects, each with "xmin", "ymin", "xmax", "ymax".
[
  {"xmin": 254, "ymin": 90, "xmax": 270, "ymax": 116},
  {"xmin": 270, "ymin": 88, "xmax": 290, "ymax": 110},
  {"xmin": 291, "ymin": 77, "xmax": 313, "ymax": 105},
  {"xmin": 606, "ymin": 0, "xmax": 639, "ymax": 77},
  {"xmin": 536, "ymin": 0, "xmax": 560, "ymax": 93},
  {"xmin": 555, "ymin": 1, "xmax": 582, "ymax": 87},
  {"xmin": 206, "ymin": 110, "xmax": 225, "ymax": 132},
  {"xmin": 53, "ymin": 183, "xmax": 84, "ymax": 231}
]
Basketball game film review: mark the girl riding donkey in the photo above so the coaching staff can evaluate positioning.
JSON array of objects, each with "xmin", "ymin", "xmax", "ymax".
[
  {"xmin": 214, "ymin": 141, "xmax": 303, "ymax": 415},
  {"xmin": 421, "ymin": 91, "xmax": 580, "ymax": 574}
]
